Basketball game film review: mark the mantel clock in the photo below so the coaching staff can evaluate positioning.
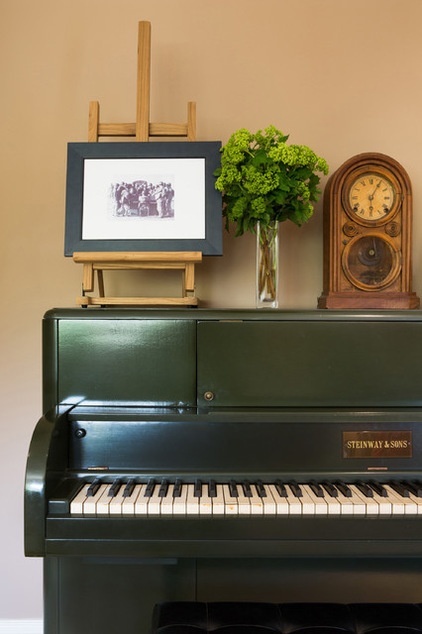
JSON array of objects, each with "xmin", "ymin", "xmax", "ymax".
[{"xmin": 318, "ymin": 152, "xmax": 420, "ymax": 309}]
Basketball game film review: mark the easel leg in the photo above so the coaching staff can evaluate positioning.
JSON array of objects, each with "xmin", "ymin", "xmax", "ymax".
[
  {"xmin": 88, "ymin": 101, "xmax": 100, "ymax": 142},
  {"xmin": 184, "ymin": 263, "xmax": 195, "ymax": 297},
  {"xmin": 97, "ymin": 270, "xmax": 105, "ymax": 297},
  {"xmin": 82, "ymin": 263, "xmax": 94, "ymax": 294},
  {"xmin": 136, "ymin": 21, "xmax": 151, "ymax": 142}
]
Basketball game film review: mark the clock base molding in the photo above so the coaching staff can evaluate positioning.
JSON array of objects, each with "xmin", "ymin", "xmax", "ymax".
[{"xmin": 317, "ymin": 291, "xmax": 420, "ymax": 310}]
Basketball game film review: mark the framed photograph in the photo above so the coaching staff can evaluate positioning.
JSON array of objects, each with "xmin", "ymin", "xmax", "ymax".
[{"xmin": 65, "ymin": 141, "xmax": 223, "ymax": 256}]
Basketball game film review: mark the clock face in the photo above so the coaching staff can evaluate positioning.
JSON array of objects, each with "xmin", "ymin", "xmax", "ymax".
[
  {"xmin": 342, "ymin": 234, "xmax": 400, "ymax": 291},
  {"xmin": 347, "ymin": 172, "xmax": 396, "ymax": 224}
]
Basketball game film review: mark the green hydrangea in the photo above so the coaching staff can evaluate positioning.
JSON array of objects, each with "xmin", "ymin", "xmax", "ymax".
[{"xmin": 214, "ymin": 126, "xmax": 329, "ymax": 236}]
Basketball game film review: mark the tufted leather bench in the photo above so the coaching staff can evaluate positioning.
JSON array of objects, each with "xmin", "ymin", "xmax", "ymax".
[{"xmin": 151, "ymin": 601, "xmax": 422, "ymax": 633}]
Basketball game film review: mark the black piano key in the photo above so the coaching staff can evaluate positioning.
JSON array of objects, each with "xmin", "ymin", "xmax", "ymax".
[
  {"xmin": 123, "ymin": 479, "xmax": 136, "ymax": 498},
  {"xmin": 356, "ymin": 481, "xmax": 374, "ymax": 498},
  {"xmin": 229, "ymin": 480, "xmax": 239, "ymax": 497},
  {"xmin": 87, "ymin": 478, "xmax": 101, "ymax": 497},
  {"xmin": 389, "ymin": 480, "xmax": 410, "ymax": 498},
  {"xmin": 334, "ymin": 481, "xmax": 352, "ymax": 497},
  {"xmin": 194, "ymin": 479, "xmax": 202, "ymax": 498},
  {"xmin": 242, "ymin": 480, "xmax": 253, "ymax": 497},
  {"xmin": 309, "ymin": 481, "xmax": 324, "ymax": 498},
  {"xmin": 321, "ymin": 482, "xmax": 338, "ymax": 498},
  {"xmin": 407, "ymin": 480, "xmax": 422, "ymax": 497},
  {"xmin": 208, "ymin": 480, "xmax": 217, "ymax": 498},
  {"xmin": 108, "ymin": 478, "xmax": 121, "ymax": 497},
  {"xmin": 368, "ymin": 481, "xmax": 387, "ymax": 497},
  {"xmin": 274, "ymin": 480, "xmax": 287, "ymax": 497},
  {"xmin": 145, "ymin": 478, "xmax": 156, "ymax": 497},
  {"xmin": 173, "ymin": 479, "xmax": 183, "ymax": 498},
  {"xmin": 159, "ymin": 479, "xmax": 169, "ymax": 497},
  {"xmin": 255, "ymin": 480, "xmax": 267, "ymax": 498},
  {"xmin": 288, "ymin": 481, "xmax": 302, "ymax": 497}
]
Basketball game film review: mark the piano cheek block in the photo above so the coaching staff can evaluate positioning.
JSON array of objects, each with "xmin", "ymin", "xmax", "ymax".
[{"xmin": 151, "ymin": 602, "xmax": 422, "ymax": 634}]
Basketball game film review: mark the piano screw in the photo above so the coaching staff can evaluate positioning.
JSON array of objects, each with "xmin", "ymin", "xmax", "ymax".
[
  {"xmin": 204, "ymin": 391, "xmax": 215, "ymax": 401},
  {"xmin": 75, "ymin": 428, "xmax": 86, "ymax": 439}
]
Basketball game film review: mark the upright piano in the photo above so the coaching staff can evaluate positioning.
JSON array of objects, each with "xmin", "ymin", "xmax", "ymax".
[{"xmin": 25, "ymin": 308, "xmax": 422, "ymax": 634}]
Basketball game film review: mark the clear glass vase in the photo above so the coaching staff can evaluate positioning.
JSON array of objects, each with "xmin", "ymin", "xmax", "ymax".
[{"xmin": 256, "ymin": 221, "xmax": 279, "ymax": 309}]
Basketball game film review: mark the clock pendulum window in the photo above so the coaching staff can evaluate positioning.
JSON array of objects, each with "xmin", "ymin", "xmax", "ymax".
[{"xmin": 317, "ymin": 152, "xmax": 420, "ymax": 309}]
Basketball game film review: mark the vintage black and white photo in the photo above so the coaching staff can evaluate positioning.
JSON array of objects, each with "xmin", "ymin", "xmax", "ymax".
[{"xmin": 65, "ymin": 142, "xmax": 222, "ymax": 255}]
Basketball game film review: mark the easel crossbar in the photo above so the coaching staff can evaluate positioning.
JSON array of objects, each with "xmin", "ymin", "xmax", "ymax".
[{"xmin": 73, "ymin": 252, "xmax": 202, "ymax": 307}]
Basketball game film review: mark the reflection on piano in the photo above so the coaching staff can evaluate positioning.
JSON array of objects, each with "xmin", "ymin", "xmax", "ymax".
[{"xmin": 24, "ymin": 309, "xmax": 422, "ymax": 634}]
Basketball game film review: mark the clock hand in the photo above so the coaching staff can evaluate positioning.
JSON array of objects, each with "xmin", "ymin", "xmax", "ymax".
[
  {"xmin": 371, "ymin": 238, "xmax": 378, "ymax": 259},
  {"xmin": 368, "ymin": 180, "xmax": 382, "ymax": 200}
]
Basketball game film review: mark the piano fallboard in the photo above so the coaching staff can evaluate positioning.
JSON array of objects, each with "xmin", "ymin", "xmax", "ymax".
[{"xmin": 66, "ymin": 406, "xmax": 422, "ymax": 474}]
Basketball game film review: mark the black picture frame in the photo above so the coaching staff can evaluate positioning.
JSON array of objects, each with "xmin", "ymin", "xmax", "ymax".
[{"xmin": 64, "ymin": 141, "xmax": 222, "ymax": 256}]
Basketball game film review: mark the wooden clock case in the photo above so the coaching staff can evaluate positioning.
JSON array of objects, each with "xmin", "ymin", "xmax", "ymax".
[{"xmin": 318, "ymin": 152, "xmax": 420, "ymax": 309}]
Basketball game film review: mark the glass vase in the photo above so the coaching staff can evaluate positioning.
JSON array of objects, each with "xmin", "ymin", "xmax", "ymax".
[{"xmin": 256, "ymin": 220, "xmax": 279, "ymax": 308}]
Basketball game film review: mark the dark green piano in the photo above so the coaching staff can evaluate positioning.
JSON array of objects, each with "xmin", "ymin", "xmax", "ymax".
[{"xmin": 25, "ymin": 309, "xmax": 422, "ymax": 634}]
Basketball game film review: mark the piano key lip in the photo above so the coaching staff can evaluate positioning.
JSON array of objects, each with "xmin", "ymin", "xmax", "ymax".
[{"xmin": 44, "ymin": 513, "xmax": 422, "ymax": 561}]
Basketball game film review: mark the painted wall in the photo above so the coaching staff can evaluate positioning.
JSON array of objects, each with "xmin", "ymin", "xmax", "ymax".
[{"xmin": 2, "ymin": 0, "xmax": 422, "ymax": 619}]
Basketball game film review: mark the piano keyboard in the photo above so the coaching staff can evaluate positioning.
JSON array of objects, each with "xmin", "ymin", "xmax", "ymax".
[{"xmin": 68, "ymin": 479, "xmax": 422, "ymax": 517}]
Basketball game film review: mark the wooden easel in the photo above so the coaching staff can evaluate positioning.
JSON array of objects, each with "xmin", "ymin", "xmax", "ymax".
[{"xmin": 74, "ymin": 21, "xmax": 201, "ymax": 307}]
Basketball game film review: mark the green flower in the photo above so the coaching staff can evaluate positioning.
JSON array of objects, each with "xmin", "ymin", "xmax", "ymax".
[{"xmin": 214, "ymin": 126, "xmax": 328, "ymax": 236}]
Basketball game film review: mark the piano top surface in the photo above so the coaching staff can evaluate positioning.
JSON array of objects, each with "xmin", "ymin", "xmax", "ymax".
[{"xmin": 44, "ymin": 307, "xmax": 422, "ymax": 321}]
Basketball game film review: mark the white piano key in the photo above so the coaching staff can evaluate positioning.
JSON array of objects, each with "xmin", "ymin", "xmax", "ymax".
[
  {"xmin": 212, "ymin": 484, "xmax": 226, "ymax": 515},
  {"xmin": 236, "ymin": 484, "xmax": 252, "ymax": 515},
  {"xmin": 320, "ymin": 488, "xmax": 341, "ymax": 515},
  {"xmin": 160, "ymin": 484, "xmax": 175, "ymax": 515},
  {"xmin": 407, "ymin": 491, "xmax": 422, "ymax": 514},
  {"xmin": 95, "ymin": 484, "xmax": 114, "ymax": 515},
  {"xmin": 186, "ymin": 484, "xmax": 200, "ymax": 515},
  {"xmin": 291, "ymin": 485, "xmax": 315, "ymax": 515},
  {"xmin": 147, "ymin": 484, "xmax": 163, "ymax": 515},
  {"xmin": 223, "ymin": 484, "xmax": 238, "ymax": 515},
  {"xmin": 302, "ymin": 485, "xmax": 328, "ymax": 515},
  {"xmin": 82, "ymin": 483, "xmax": 109, "ymax": 515},
  {"xmin": 70, "ymin": 484, "xmax": 90, "ymax": 514},
  {"xmin": 267, "ymin": 484, "xmax": 290, "ymax": 515},
  {"xmin": 199, "ymin": 484, "xmax": 213, "ymax": 516},
  {"xmin": 261, "ymin": 485, "xmax": 276, "ymax": 515},
  {"xmin": 248, "ymin": 485, "xmax": 264, "ymax": 515},
  {"xmin": 283, "ymin": 485, "xmax": 302, "ymax": 515},
  {"xmin": 341, "ymin": 485, "xmax": 365, "ymax": 515},
  {"xmin": 333, "ymin": 489, "xmax": 354, "ymax": 515},
  {"xmin": 122, "ymin": 484, "xmax": 143, "ymax": 515},
  {"xmin": 399, "ymin": 493, "xmax": 418, "ymax": 515},
  {"xmin": 370, "ymin": 490, "xmax": 392, "ymax": 516},
  {"xmin": 172, "ymin": 484, "xmax": 188, "ymax": 515},
  {"xmin": 108, "ymin": 485, "xmax": 128, "ymax": 515},
  {"xmin": 134, "ymin": 484, "xmax": 149, "ymax": 515}
]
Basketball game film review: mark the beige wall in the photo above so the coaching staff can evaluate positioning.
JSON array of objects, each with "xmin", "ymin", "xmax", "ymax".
[{"xmin": 2, "ymin": 0, "xmax": 422, "ymax": 619}]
